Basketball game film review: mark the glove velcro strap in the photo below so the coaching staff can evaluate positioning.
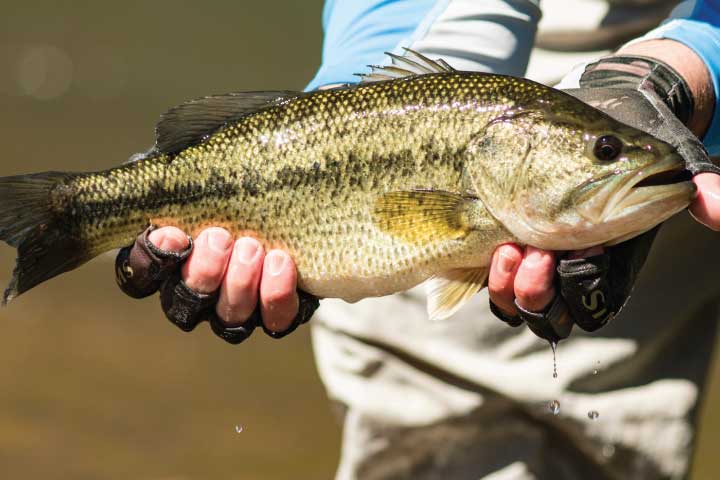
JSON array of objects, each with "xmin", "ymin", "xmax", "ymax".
[
  {"xmin": 580, "ymin": 55, "xmax": 694, "ymax": 125},
  {"xmin": 209, "ymin": 310, "xmax": 259, "ymax": 344},
  {"xmin": 115, "ymin": 226, "xmax": 193, "ymax": 299},
  {"xmin": 514, "ymin": 295, "xmax": 571, "ymax": 343},
  {"xmin": 489, "ymin": 300, "xmax": 523, "ymax": 327},
  {"xmin": 557, "ymin": 254, "xmax": 615, "ymax": 332},
  {"xmin": 159, "ymin": 272, "xmax": 218, "ymax": 332}
]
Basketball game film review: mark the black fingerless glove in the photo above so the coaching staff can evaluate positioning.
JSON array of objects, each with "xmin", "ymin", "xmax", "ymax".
[{"xmin": 115, "ymin": 227, "xmax": 320, "ymax": 344}]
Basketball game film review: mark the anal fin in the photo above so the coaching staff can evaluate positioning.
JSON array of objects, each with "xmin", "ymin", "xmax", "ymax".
[{"xmin": 426, "ymin": 268, "xmax": 488, "ymax": 321}]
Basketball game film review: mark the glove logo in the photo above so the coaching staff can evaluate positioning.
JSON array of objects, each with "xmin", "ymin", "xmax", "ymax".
[
  {"xmin": 115, "ymin": 260, "xmax": 133, "ymax": 285},
  {"xmin": 582, "ymin": 289, "xmax": 609, "ymax": 320}
]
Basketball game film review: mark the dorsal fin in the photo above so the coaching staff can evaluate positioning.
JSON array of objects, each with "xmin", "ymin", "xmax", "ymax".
[
  {"xmin": 125, "ymin": 146, "xmax": 157, "ymax": 164},
  {"xmin": 358, "ymin": 48, "xmax": 455, "ymax": 83},
  {"xmin": 155, "ymin": 91, "xmax": 301, "ymax": 154}
]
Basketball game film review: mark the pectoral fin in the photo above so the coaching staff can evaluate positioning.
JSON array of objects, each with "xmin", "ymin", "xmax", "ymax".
[
  {"xmin": 426, "ymin": 268, "xmax": 489, "ymax": 321},
  {"xmin": 373, "ymin": 189, "xmax": 475, "ymax": 244}
]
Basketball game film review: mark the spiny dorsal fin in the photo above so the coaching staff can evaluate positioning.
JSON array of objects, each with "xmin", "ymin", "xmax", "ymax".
[
  {"xmin": 358, "ymin": 48, "xmax": 455, "ymax": 83},
  {"xmin": 155, "ymin": 91, "xmax": 301, "ymax": 154},
  {"xmin": 426, "ymin": 268, "xmax": 489, "ymax": 321},
  {"xmin": 373, "ymin": 189, "xmax": 474, "ymax": 245},
  {"xmin": 125, "ymin": 147, "xmax": 157, "ymax": 164}
]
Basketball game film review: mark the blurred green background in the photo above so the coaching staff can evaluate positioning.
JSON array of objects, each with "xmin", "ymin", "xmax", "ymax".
[{"xmin": 0, "ymin": 1, "xmax": 717, "ymax": 479}]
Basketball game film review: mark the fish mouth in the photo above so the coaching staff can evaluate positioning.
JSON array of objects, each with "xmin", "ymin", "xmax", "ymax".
[
  {"xmin": 586, "ymin": 153, "xmax": 696, "ymax": 245},
  {"xmin": 606, "ymin": 154, "xmax": 695, "ymax": 218},
  {"xmin": 576, "ymin": 153, "xmax": 696, "ymax": 235},
  {"xmin": 631, "ymin": 159, "xmax": 693, "ymax": 188}
]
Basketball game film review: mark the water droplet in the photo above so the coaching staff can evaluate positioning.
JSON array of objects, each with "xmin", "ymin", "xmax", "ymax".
[
  {"xmin": 235, "ymin": 425, "xmax": 244, "ymax": 433},
  {"xmin": 588, "ymin": 410, "xmax": 599, "ymax": 420},
  {"xmin": 602, "ymin": 444, "xmax": 615, "ymax": 458},
  {"xmin": 593, "ymin": 369, "xmax": 598, "ymax": 375},
  {"xmin": 549, "ymin": 400, "xmax": 560, "ymax": 415},
  {"xmin": 550, "ymin": 341, "xmax": 558, "ymax": 379}
]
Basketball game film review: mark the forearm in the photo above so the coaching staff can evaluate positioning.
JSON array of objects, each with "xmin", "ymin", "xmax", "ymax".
[
  {"xmin": 618, "ymin": 0, "xmax": 720, "ymax": 155},
  {"xmin": 618, "ymin": 39, "xmax": 715, "ymax": 138}
]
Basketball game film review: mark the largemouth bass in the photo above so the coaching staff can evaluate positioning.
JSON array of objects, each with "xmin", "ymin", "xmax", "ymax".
[{"xmin": 0, "ymin": 51, "xmax": 695, "ymax": 319}]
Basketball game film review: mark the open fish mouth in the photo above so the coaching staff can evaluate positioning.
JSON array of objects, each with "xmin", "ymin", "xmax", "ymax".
[
  {"xmin": 632, "ymin": 161, "xmax": 693, "ymax": 188},
  {"xmin": 604, "ymin": 154, "xmax": 695, "ymax": 221},
  {"xmin": 577, "ymin": 154, "xmax": 696, "ymax": 227},
  {"xmin": 580, "ymin": 153, "xmax": 697, "ymax": 246}
]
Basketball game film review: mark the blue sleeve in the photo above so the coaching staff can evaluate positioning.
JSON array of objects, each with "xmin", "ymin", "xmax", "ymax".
[
  {"xmin": 641, "ymin": 1, "xmax": 720, "ymax": 156},
  {"xmin": 305, "ymin": 0, "xmax": 446, "ymax": 91}
]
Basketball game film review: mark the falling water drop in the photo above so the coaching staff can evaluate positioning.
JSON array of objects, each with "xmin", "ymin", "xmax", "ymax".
[
  {"xmin": 593, "ymin": 369, "xmax": 598, "ymax": 375},
  {"xmin": 602, "ymin": 444, "xmax": 615, "ymax": 458},
  {"xmin": 549, "ymin": 400, "xmax": 560, "ymax": 415},
  {"xmin": 235, "ymin": 425, "xmax": 244, "ymax": 433},
  {"xmin": 550, "ymin": 341, "xmax": 558, "ymax": 379},
  {"xmin": 588, "ymin": 410, "xmax": 599, "ymax": 420}
]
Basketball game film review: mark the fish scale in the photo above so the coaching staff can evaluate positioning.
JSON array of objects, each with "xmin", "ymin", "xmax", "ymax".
[
  {"xmin": 0, "ymin": 50, "xmax": 695, "ymax": 320},
  {"xmin": 68, "ymin": 74, "xmax": 512, "ymax": 298}
]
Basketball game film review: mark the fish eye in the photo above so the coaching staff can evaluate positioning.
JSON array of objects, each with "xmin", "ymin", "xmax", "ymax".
[{"xmin": 593, "ymin": 135, "xmax": 623, "ymax": 162}]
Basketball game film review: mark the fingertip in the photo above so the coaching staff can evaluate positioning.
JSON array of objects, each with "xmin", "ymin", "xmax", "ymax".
[
  {"xmin": 233, "ymin": 237, "xmax": 263, "ymax": 265},
  {"xmin": 260, "ymin": 250, "xmax": 299, "ymax": 333},
  {"xmin": 523, "ymin": 246, "xmax": 555, "ymax": 266},
  {"xmin": 262, "ymin": 250, "xmax": 297, "ymax": 295},
  {"xmin": 691, "ymin": 173, "xmax": 720, "ymax": 231},
  {"xmin": 514, "ymin": 247, "xmax": 556, "ymax": 312},
  {"xmin": 182, "ymin": 228, "xmax": 234, "ymax": 293},
  {"xmin": 203, "ymin": 227, "xmax": 233, "ymax": 253},
  {"xmin": 488, "ymin": 244, "xmax": 522, "ymax": 316},
  {"xmin": 496, "ymin": 244, "xmax": 523, "ymax": 273},
  {"xmin": 215, "ymin": 237, "xmax": 265, "ymax": 325},
  {"xmin": 264, "ymin": 250, "xmax": 294, "ymax": 278},
  {"xmin": 148, "ymin": 226, "xmax": 190, "ymax": 252}
]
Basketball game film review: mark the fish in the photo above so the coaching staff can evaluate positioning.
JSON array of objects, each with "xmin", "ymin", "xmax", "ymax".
[{"xmin": 0, "ymin": 50, "xmax": 696, "ymax": 320}]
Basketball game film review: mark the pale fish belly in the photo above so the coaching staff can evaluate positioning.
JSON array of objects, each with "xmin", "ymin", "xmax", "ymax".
[{"xmin": 296, "ymin": 228, "xmax": 502, "ymax": 303}]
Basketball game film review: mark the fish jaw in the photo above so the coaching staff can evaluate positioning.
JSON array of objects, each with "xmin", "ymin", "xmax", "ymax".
[
  {"xmin": 492, "ymin": 154, "xmax": 695, "ymax": 251},
  {"xmin": 588, "ymin": 153, "xmax": 696, "ymax": 246}
]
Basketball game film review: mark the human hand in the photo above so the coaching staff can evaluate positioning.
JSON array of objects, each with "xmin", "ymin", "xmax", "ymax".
[
  {"xmin": 115, "ymin": 226, "xmax": 318, "ymax": 344},
  {"xmin": 488, "ymin": 41, "xmax": 720, "ymax": 342}
]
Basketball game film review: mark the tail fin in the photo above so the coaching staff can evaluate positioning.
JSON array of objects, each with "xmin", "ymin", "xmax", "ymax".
[{"xmin": 0, "ymin": 172, "xmax": 89, "ymax": 304}]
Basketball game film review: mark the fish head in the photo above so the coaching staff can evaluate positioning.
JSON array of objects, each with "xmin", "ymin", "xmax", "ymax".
[{"xmin": 467, "ymin": 101, "xmax": 696, "ymax": 250}]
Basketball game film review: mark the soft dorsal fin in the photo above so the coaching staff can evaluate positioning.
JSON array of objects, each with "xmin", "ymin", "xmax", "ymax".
[
  {"xmin": 358, "ymin": 48, "xmax": 455, "ymax": 83},
  {"xmin": 155, "ymin": 91, "xmax": 301, "ymax": 154}
]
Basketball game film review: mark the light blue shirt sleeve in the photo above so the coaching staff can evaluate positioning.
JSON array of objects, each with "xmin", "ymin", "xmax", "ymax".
[
  {"xmin": 305, "ymin": 0, "xmax": 540, "ymax": 91},
  {"xmin": 638, "ymin": 0, "xmax": 720, "ymax": 156},
  {"xmin": 305, "ymin": 0, "xmax": 444, "ymax": 91}
]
